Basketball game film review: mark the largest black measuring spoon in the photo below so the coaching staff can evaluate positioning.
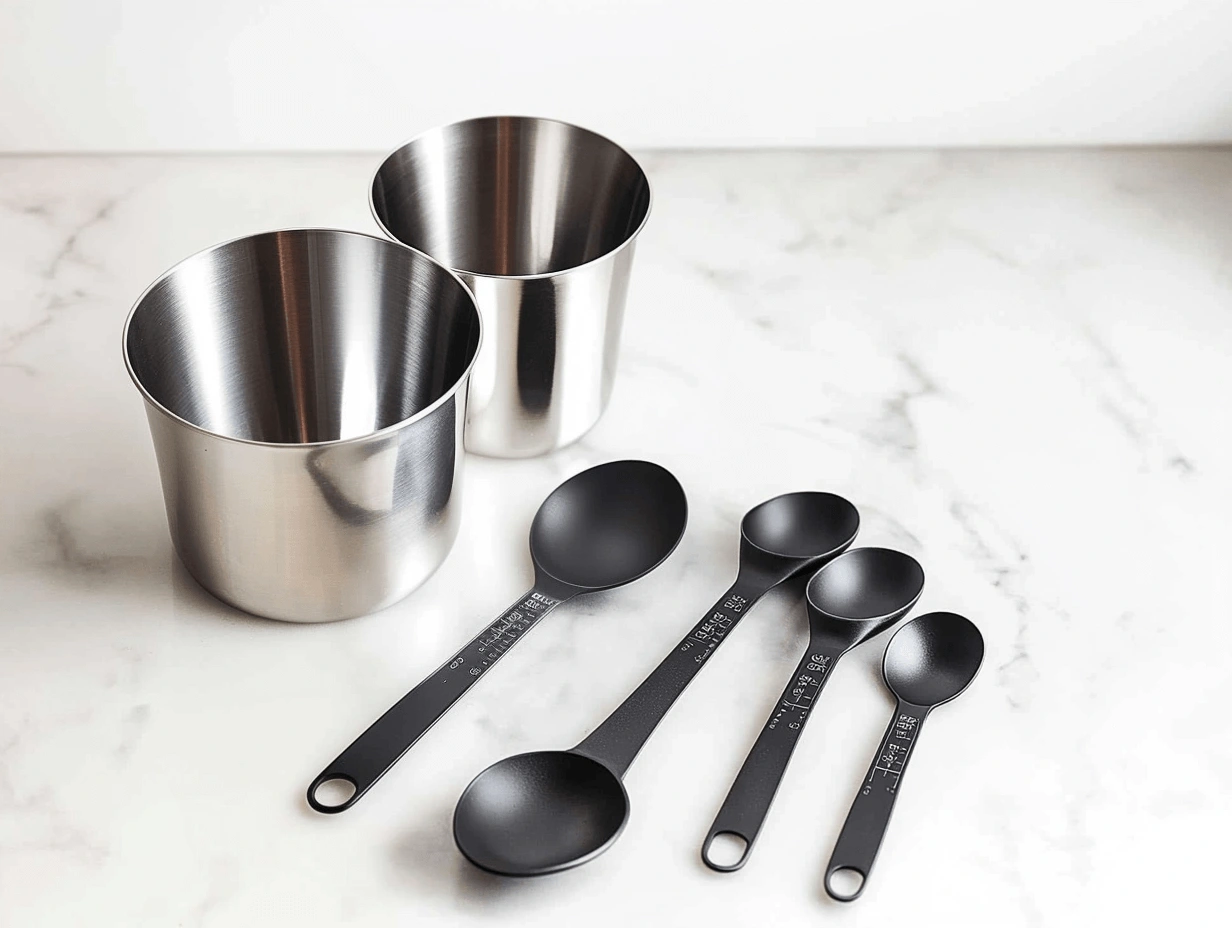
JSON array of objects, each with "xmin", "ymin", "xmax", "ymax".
[
  {"xmin": 452, "ymin": 491, "xmax": 861, "ymax": 875},
  {"xmin": 307, "ymin": 459, "xmax": 687, "ymax": 813}
]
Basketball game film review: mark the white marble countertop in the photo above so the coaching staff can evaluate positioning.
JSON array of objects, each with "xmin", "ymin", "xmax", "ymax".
[{"xmin": 2, "ymin": 149, "xmax": 1229, "ymax": 926}]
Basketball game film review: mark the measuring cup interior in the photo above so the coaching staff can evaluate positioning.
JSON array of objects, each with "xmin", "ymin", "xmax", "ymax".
[
  {"xmin": 371, "ymin": 116, "xmax": 651, "ymax": 278},
  {"xmin": 125, "ymin": 229, "xmax": 481, "ymax": 444}
]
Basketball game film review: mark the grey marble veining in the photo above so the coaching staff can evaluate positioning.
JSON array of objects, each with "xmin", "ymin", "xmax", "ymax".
[{"xmin": 1, "ymin": 149, "xmax": 1230, "ymax": 925}]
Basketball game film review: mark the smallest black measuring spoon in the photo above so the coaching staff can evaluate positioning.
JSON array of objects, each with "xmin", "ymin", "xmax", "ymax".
[
  {"xmin": 701, "ymin": 548, "xmax": 924, "ymax": 872},
  {"xmin": 824, "ymin": 612, "xmax": 984, "ymax": 902}
]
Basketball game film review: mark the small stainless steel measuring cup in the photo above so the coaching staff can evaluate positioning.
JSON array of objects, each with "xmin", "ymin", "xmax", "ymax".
[{"xmin": 370, "ymin": 116, "xmax": 651, "ymax": 458}]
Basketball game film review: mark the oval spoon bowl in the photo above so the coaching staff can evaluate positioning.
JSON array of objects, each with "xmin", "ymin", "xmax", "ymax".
[
  {"xmin": 741, "ymin": 492, "xmax": 860, "ymax": 560},
  {"xmin": 883, "ymin": 611, "xmax": 984, "ymax": 707},
  {"xmin": 807, "ymin": 547, "xmax": 926, "ymax": 623},
  {"xmin": 454, "ymin": 752, "xmax": 629, "ymax": 876},
  {"xmin": 532, "ymin": 460, "xmax": 688, "ymax": 590}
]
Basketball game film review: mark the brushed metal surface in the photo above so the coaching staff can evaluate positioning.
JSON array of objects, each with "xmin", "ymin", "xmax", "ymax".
[
  {"xmin": 371, "ymin": 116, "xmax": 650, "ymax": 457},
  {"xmin": 123, "ymin": 229, "xmax": 482, "ymax": 622}
]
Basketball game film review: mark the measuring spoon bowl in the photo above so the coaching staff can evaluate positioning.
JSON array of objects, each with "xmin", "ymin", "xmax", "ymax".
[
  {"xmin": 453, "ymin": 491, "xmax": 860, "ymax": 875},
  {"xmin": 740, "ymin": 492, "xmax": 861, "ymax": 563},
  {"xmin": 806, "ymin": 547, "xmax": 926, "ymax": 647},
  {"xmin": 530, "ymin": 459, "xmax": 689, "ymax": 590},
  {"xmin": 307, "ymin": 459, "xmax": 686, "ymax": 813},
  {"xmin": 454, "ymin": 751, "xmax": 628, "ymax": 876},
  {"xmin": 883, "ymin": 611, "xmax": 984, "ymax": 708}
]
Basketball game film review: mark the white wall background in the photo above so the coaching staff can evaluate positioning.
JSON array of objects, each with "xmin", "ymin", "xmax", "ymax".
[{"xmin": 2, "ymin": 0, "xmax": 1231, "ymax": 152}]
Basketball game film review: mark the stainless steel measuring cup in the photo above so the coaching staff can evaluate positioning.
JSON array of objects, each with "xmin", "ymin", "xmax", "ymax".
[
  {"xmin": 370, "ymin": 116, "xmax": 651, "ymax": 458},
  {"xmin": 123, "ymin": 229, "xmax": 482, "ymax": 622}
]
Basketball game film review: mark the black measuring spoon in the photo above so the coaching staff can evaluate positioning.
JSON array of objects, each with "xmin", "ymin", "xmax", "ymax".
[
  {"xmin": 701, "ymin": 547, "xmax": 924, "ymax": 871},
  {"xmin": 452, "ymin": 491, "xmax": 861, "ymax": 875},
  {"xmin": 306, "ymin": 459, "xmax": 687, "ymax": 813},
  {"xmin": 824, "ymin": 611, "xmax": 984, "ymax": 902}
]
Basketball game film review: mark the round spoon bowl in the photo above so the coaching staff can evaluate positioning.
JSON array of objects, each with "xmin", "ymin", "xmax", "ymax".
[
  {"xmin": 808, "ymin": 547, "xmax": 925, "ymax": 622},
  {"xmin": 454, "ymin": 752, "xmax": 629, "ymax": 876},
  {"xmin": 883, "ymin": 611, "xmax": 985, "ymax": 707},
  {"xmin": 741, "ymin": 492, "xmax": 860, "ymax": 559},
  {"xmin": 530, "ymin": 460, "xmax": 688, "ymax": 591}
]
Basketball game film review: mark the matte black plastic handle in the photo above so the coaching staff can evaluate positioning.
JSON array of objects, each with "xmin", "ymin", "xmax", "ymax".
[
  {"xmin": 573, "ymin": 573, "xmax": 773, "ymax": 777},
  {"xmin": 824, "ymin": 700, "xmax": 930, "ymax": 901},
  {"xmin": 701, "ymin": 644, "xmax": 844, "ymax": 871},
  {"xmin": 307, "ymin": 587, "xmax": 569, "ymax": 813}
]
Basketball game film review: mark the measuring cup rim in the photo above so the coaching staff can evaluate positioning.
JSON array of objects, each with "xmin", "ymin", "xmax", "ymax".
[
  {"xmin": 368, "ymin": 114, "xmax": 653, "ymax": 282},
  {"xmin": 121, "ymin": 226, "xmax": 484, "ymax": 451}
]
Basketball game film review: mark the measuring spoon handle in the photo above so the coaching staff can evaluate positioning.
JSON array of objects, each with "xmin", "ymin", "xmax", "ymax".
[
  {"xmin": 573, "ymin": 574, "xmax": 770, "ymax": 778},
  {"xmin": 824, "ymin": 700, "xmax": 930, "ymax": 901},
  {"xmin": 307, "ymin": 586, "xmax": 568, "ymax": 813},
  {"xmin": 701, "ymin": 645, "xmax": 843, "ymax": 871}
]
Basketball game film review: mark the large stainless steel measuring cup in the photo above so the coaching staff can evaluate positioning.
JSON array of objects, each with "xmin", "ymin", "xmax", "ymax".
[
  {"xmin": 370, "ymin": 116, "xmax": 651, "ymax": 458},
  {"xmin": 123, "ymin": 229, "xmax": 482, "ymax": 622}
]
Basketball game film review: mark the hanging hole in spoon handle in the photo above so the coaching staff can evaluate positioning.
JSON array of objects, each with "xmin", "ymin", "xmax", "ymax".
[
  {"xmin": 701, "ymin": 832, "xmax": 751, "ymax": 871},
  {"xmin": 823, "ymin": 700, "xmax": 929, "ymax": 901},
  {"xmin": 310, "ymin": 775, "xmax": 358, "ymax": 811},
  {"xmin": 306, "ymin": 587, "xmax": 570, "ymax": 813},
  {"xmin": 701, "ymin": 646, "xmax": 844, "ymax": 872},
  {"xmin": 826, "ymin": 867, "xmax": 866, "ymax": 900}
]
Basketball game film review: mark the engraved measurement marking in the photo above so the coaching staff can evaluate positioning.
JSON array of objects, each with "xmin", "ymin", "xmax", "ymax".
[
  {"xmin": 863, "ymin": 713, "xmax": 919, "ymax": 794},
  {"xmin": 452, "ymin": 593, "xmax": 563, "ymax": 679},
  {"xmin": 678, "ymin": 592, "xmax": 748, "ymax": 664},
  {"xmin": 769, "ymin": 654, "xmax": 831, "ymax": 729}
]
